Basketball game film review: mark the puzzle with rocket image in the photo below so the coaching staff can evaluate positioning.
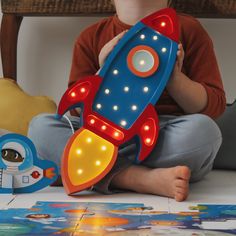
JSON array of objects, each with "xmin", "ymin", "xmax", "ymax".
[
  {"xmin": 1, "ymin": 202, "xmax": 236, "ymax": 235},
  {"xmin": 57, "ymin": 8, "xmax": 179, "ymax": 194}
]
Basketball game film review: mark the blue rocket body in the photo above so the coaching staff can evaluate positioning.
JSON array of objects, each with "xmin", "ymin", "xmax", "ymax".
[{"xmin": 94, "ymin": 22, "xmax": 178, "ymax": 129}]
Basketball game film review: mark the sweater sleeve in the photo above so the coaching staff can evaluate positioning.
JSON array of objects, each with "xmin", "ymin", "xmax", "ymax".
[
  {"xmin": 183, "ymin": 18, "xmax": 226, "ymax": 119},
  {"xmin": 68, "ymin": 28, "xmax": 99, "ymax": 88},
  {"xmin": 68, "ymin": 27, "xmax": 100, "ymax": 116}
]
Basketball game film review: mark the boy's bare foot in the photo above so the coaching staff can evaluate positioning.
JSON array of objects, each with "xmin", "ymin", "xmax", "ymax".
[
  {"xmin": 111, "ymin": 165, "xmax": 191, "ymax": 202},
  {"xmin": 146, "ymin": 166, "xmax": 191, "ymax": 201}
]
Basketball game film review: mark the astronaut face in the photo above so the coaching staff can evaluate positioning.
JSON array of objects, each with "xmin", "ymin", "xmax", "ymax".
[
  {"xmin": 1, "ymin": 149, "xmax": 24, "ymax": 166},
  {"xmin": 1, "ymin": 142, "xmax": 26, "ymax": 167}
]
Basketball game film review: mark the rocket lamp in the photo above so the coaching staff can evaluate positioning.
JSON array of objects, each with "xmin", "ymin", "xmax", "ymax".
[{"xmin": 57, "ymin": 8, "xmax": 179, "ymax": 195}]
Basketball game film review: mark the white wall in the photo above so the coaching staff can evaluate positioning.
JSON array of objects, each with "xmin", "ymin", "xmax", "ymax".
[
  {"xmin": 0, "ymin": 14, "xmax": 235, "ymax": 104},
  {"xmin": 199, "ymin": 18, "xmax": 236, "ymax": 104}
]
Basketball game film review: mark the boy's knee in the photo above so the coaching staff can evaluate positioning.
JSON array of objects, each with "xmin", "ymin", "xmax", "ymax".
[
  {"xmin": 185, "ymin": 114, "xmax": 222, "ymax": 149},
  {"xmin": 29, "ymin": 113, "xmax": 57, "ymax": 133},
  {"xmin": 194, "ymin": 114, "xmax": 221, "ymax": 135},
  {"xmin": 29, "ymin": 113, "xmax": 56, "ymax": 129},
  {"xmin": 172, "ymin": 114, "xmax": 222, "ymax": 181},
  {"xmin": 189, "ymin": 114, "xmax": 222, "ymax": 160},
  {"xmin": 186, "ymin": 115, "xmax": 222, "ymax": 182},
  {"xmin": 28, "ymin": 113, "xmax": 66, "ymax": 171}
]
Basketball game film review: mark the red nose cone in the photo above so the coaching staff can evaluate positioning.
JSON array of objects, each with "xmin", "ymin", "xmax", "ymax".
[{"xmin": 141, "ymin": 8, "xmax": 179, "ymax": 43}]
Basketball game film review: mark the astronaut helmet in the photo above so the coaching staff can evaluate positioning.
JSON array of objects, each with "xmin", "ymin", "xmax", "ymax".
[
  {"xmin": 1, "ymin": 142, "xmax": 26, "ymax": 172},
  {"xmin": 0, "ymin": 136, "xmax": 34, "ymax": 173}
]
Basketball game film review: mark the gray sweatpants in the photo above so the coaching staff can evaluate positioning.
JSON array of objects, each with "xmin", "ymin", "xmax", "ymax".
[{"xmin": 28, "ymin": 113, "xmax": 222, "ymax": 193}]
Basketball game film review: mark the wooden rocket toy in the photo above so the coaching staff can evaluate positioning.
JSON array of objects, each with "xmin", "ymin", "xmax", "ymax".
[{"xmin": 57, "ymin": 8, "xmax": 179, "ymax": 194}]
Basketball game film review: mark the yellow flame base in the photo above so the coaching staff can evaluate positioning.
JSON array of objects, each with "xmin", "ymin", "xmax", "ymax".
[{"xmin": 62, "ymin": 128, "xmax": 118, "ymax": 193}]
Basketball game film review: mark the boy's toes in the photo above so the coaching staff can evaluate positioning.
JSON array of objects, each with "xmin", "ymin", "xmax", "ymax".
[
  {"xmin": 175, "ymin": 166, "xmax": 191, "ymax": 180},
  {"xmin": 175, "ymin": 186, "xmax": 189, "ymax": 202},
  {"xmin": 175, "ymin": 191, "xmax": 188, "ymax": 202},
  {"xmin": 174, "ymin": 179, "xmax": 188, "ymax": 189},
  {"xmin": 174, "ymin": 177, "xmax": 189, "ymax": 202}
]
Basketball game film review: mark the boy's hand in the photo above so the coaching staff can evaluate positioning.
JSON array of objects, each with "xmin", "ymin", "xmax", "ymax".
[
  {"xmin": 166, "ymin": 43, "xmax": 208, "ymax": 114},
  {"xmin": 99, "ymin": 30, "xmax": 127, "ymax": 68},
  {"xmin": 168, "ymin": 43, "xmax": 185, "ymax": 84}
]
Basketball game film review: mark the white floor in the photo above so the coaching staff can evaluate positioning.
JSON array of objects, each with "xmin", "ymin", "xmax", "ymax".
[{"xmin": 1, "ymin": 170, "xmax": 236, "ymax": 211}]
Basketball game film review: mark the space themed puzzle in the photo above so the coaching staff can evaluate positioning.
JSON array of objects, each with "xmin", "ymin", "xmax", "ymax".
[{"xmin": 0, "ymin": 201, "xmax": 236, "ymax": 235}]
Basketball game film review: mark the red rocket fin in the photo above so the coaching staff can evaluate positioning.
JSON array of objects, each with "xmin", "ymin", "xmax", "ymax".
[
  {"xmin": 135, "ymin": 104, "xmax": 160, "ymax": 162},
  {"xmin": 57, "ymin": 75, "xmax": 102, "ymax": 117}
]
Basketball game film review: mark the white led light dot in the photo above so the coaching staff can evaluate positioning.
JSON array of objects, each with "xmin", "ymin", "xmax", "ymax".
[
  {"xmin": 121, "ymin": 120, "xmax": 127, "ymax": 127},
  {"xmin": 153, "ymin": 36, "xmax": 158, "ymax": 41},
  {"xmin": 132, "ymin": 105, "xmax": 137, "ymax": 111},
  {"xmin": 162, "ymin": 47, "xmax": 167, "ymax": 53},
  {"xmin": 113, "ymin": 69, "xmax": 119, "ymax": 75},
  {"xmin": 90, "ymin": 119, "xmax": 95, "ymax": 124},
  {"xmin": 76, "ymin": 149, "xmax": 82, "ymax": 155},
  {"xmin": 80, "ymin": 88, "xmax": 86, "ymax": 93},
  {"xmin": 143, "ymin": 87, "xmax": 149, "ymax": 93},
  {"xmin": 139, "ymin": 60, "xmax": 145, "ymax": 65},
  {"xmin": 101, "ymin": 125, "xmax": 107, "ymax": 130},
  {"xmin": 146, "ymin": 138, "xmax": 151, "ymax": 144},
  {"xmin": 95, "ymin": 160, "xmax": 101, "ymax": 166},
  {"xmin": 113, "ymin": 105, "xmax": 118, "ymax": 111},
  {"xmin": 105, "ymin": 89, "xmax": 110, "ymax": 94},
  {"xmin": 124, "ymin": 87, "xmax": 129, "ymax": 92},
  {"xmin": 140, "ymin": 34, "xmax": 146, "ymax": 40},
  {"xmin": 96, "ymin": 104, "xmax": 102, "ymax": 109},
  {"xmin": 86, "ymin": 137, "xmax": 92, "ymax": 143},
  {"xmin": 161, "ymin": 22, "xmax": 166, "ymax": 27}
]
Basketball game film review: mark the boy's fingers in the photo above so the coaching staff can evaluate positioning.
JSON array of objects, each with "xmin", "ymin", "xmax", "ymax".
[
  {"xmin": 178, "ymin": 44, "xmax": 184, "ymax": 55},
  {"xmin": 176, "ymin": 44, "xmax": 184, "ymax": 69},
  {"xmin": 106, "ymin": 46, "xmax": 115, "ymax": 56},
  {"xmin": 99, "ymin": 30, "xmax": 128, "ymax": 67},
  {"xmin": 116, "ymin": 30, "xmax": 128, "ymax": 39},
  {"xmin": 177, "ymin": 48, "xmax": 184, "ymax": 60},
  {"xmin": 111, "ymin": 30, "xmax": 128, "ymax": 44},
  {"xmin": 178, "ymin": 43, "xmax": 183, "ymax": 49},
  {"xmin": 177, "ymin": 50, "xmax": 183, "ymax": 58}
]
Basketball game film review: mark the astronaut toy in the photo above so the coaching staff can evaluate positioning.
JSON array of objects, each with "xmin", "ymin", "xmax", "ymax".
[{"xmin": 0, "ymin": 133, "xmax": 58, "ymax": 194}]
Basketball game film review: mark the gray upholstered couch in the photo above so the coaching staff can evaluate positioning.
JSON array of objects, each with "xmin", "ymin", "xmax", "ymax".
[{"xmin": 214, "ymin": 101, "xmax": 236, "ymax": 169}]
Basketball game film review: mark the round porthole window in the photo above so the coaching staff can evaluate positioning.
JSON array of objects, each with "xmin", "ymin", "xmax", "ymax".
[{"xmin": 127, "ymin": 45, "xmax": 159, "ymax": 78}]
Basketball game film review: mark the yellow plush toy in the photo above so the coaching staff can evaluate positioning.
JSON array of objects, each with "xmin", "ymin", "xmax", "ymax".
[{"xmin": 0, "ymin": 78, "xmax": 57, "ymax": 135}]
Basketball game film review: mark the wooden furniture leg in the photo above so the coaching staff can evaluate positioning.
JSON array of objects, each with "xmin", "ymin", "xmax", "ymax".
[{"xmin": 0, "ymin": 14, "xmax": 23, "ymax": 81}]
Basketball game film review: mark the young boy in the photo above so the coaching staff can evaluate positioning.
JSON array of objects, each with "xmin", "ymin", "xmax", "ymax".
[{"xmin": 28, "ymin": 0, "xmax": 226, "ymax": 201}]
